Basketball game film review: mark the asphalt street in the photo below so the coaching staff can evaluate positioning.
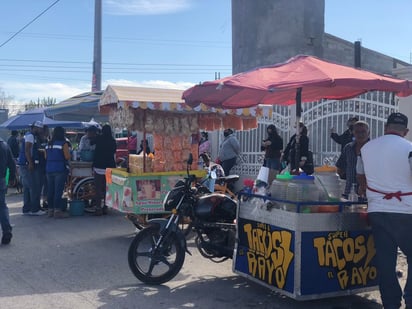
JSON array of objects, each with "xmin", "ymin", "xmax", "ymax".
[{"xmin": 0, "ymin": 188, "xmax": 397, "ymax": 309}]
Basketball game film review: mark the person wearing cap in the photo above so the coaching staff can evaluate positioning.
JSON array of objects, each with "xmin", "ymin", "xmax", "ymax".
[
  {"xmin": 217, "ymin": 128, "xmax": 240, "ymax": 176},
  {"xmin": 331, "ymin": 116, "xmax": 359, "ymax": 179},
  {"xmin": 78, "ymin": 125, "xmax": 98, "ymax": 160},
  {"xmin": 339, "ymin": 120, "xmax": 370, "ymax": 200},
  {"xmin": 17, "ymin": 121, "xmax": 46, "ymax": 215},
  {"xmin": 357, "ymin": 112, "xmax": 412, "ymax": 309}
]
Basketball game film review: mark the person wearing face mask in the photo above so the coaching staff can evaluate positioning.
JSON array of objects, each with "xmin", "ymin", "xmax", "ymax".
[
  {"xmin": 261, "ymin": 124, "xmax": 283, "ymax": 184},
  {"xmin": 281, "ymin": 122, "xmax": 312, "ymax": 175},
  {"xmin": 217, "ymin": 128, "xmax": 240, "ymax": 176},
  {"xmin": 198, "ymin": 132, "xmax": 211, "ymax": 155},
  {"xmin": 331, "ymin": 116, "xmax": 359, "ymax": 179}
]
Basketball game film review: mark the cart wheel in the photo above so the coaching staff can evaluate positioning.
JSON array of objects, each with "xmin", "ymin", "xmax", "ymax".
[{"xmin": 72, "ymin": 177, "xmax": 96, "ymax": 208}]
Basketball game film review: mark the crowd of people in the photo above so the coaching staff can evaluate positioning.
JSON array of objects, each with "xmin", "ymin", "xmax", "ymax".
[{"xmin": 0, "ymin": 121, "xmax": 116, "ymax": 218}]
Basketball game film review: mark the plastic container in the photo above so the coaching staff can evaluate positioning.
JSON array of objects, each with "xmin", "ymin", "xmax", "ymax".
[
  {"xmin": 286, "ymin": 173, "xmax": 320, "ymax": 212},
  {"xmin": 5, "ymin": 168, "xmax": 9, "ymax": 186},
  {"xmin": 270, "ymin": 171, "xmax": 293, "ymax": 209},
  {"xmin": 69, "ymin": 200, "xmax": 85, "ymax": 216},
  {"xmin": 313, "ymin": 165, "xmax": 341, "ymax": 201},
  {"xmin": 80, "ymin": 150, "xmax": 94, "ymax": 162}
]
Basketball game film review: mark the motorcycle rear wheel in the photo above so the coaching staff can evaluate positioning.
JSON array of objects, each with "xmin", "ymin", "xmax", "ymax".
[{"xmin": 128, "ymin": 225, "xmax": 185, "ymax": 284}]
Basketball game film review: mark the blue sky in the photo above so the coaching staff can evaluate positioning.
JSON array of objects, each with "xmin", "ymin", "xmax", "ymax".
[{"xmin": 0, "ymin": 0, "xmax": 411, "ymax": 109}]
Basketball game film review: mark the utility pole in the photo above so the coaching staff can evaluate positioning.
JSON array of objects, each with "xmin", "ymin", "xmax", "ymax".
[{"xmin": 92, "ymin": 0, "xmax": 102, "ymax": 91}]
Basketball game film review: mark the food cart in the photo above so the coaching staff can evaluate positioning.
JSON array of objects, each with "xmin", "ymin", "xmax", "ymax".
[
  {"xmin": 180, "ymin": 55, "xmax": 412, "ymax": 300},
  {"xmin": 99, "ymin": 85, "xmax": 264, "ymax": 222},
  {"xmin": 233, "ymin": 194, "xmax": 378, "ymax": 300}
]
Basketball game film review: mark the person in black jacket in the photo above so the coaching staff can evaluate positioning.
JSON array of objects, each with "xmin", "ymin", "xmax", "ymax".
[
  {"xmin": 7, "ymin": 130, "xmax": 19, "ymax": 159},
  {"xmin": 261, "ymin": 124, "xmax": 283, "ymax": 184},
  {"xmin": 331, "ymin": 116, "xmax": 359, "ymax": 179},
  {"xmin": 281, "ymin": 122, "xmax": 312, "ymax": 175},
  {"xmin": 0, "ymin": 138, "xmax": 16, "ymax": 244},
  {"xmin": 92, "ymin": 124, "xmax": 116, "ymax": 216}
]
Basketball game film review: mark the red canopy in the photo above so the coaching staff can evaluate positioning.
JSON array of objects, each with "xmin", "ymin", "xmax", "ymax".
[{"xmin": 182, "ymin": 55, "xmax": 412, "ymax": 109}]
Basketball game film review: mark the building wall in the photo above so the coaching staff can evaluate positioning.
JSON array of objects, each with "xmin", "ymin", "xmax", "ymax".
[
  {"xmin": 231, "ymin": 0, "xmax": 410, "ymax": 75},
  {"xmin": 232, "ymin": 0, "xmax": 324, "ymax": 74},
  {"xmin": 323, "ymin": 34, "xmax": 409, "ymax": 75}
]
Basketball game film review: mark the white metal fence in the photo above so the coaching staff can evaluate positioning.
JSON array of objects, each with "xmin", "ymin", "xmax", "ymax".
[{"xmin": 229, "ymin": 91, "xmax": 398, "ymax": 177}]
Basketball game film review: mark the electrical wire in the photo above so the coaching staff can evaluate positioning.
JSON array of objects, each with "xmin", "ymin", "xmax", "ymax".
[{"xmin": 0, "ymin": 0, "xmax": 61, "ymax": 48}]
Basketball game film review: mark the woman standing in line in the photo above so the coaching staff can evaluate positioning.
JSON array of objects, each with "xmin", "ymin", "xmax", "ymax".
[
  {"xmin": 281, "ymin": 122, "xmax": 313, "ymax": 175},
  {"xmin": 45, "ymin": 126, "xmax": 71, "ymax": 218},
  {"xmin": 93, "ymin": 124, "xmax": 117, "ymax": 216},
  {"xmin": 261, "ymin": 124, "xmax": 283, "ymax": 184}
]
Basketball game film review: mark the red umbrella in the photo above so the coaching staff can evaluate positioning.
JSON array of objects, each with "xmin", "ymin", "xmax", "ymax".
[
  {"xmin": 182, "ymin": 55, "xmax": 412, "ymax": 174},
  {"xmin": 182, "ymin": 54, "xmax": 412, "ymax": 109}
]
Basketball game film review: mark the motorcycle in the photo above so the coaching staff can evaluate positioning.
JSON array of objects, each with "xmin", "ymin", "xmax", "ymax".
[{"xmin": 128, "ymin": 153, "xmax": 238, "ymax": 284}]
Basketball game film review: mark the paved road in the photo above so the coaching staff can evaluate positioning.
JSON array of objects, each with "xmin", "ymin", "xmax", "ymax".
[{"xmin": 0, "ymin": 189, "xmax": 393, "ymax": 309}]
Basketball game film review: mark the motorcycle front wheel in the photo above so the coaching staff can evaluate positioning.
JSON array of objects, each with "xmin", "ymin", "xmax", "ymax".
[{"xmin": 128, "ymin": 225, "xmax": 186, "ymax": 285}]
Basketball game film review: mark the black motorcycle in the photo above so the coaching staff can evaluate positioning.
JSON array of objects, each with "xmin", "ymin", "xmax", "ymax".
[{"xmin": 128, "ymin": 154, "xmax": 238, "ymax": 284}]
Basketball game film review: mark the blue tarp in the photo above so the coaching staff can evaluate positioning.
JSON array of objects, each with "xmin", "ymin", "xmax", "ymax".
[
  {"xmin": 45, "ymin": 91, "xmax": 108, "ymax": 122},
  {"xmin": 0, "ymin": 108, "xmax": 87, "ymax": 130}
]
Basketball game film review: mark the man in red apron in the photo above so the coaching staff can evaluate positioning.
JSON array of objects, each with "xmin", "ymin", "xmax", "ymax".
[{"xmin": 357, "ymin": 112, "xmax": 412, "ymax": 309}]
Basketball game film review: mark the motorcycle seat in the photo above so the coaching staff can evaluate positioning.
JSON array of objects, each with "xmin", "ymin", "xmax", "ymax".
[{"xmin": 217, "ymin": 175, "xmax": 239, "ymax": 184}]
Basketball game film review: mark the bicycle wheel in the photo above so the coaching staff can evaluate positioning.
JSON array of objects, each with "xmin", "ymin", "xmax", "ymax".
[{"xmin": 72, "ymin": 177, "xmax": 95, "ymax": 207}]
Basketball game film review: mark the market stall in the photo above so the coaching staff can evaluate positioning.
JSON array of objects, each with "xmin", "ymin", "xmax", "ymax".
[
  {"xmin": 99, "ymin": 85, "xmax": 264, "ymax": 216},
  {"xmin": 182, "ymin": 55, "xmax": 412, "ymax": 299}
]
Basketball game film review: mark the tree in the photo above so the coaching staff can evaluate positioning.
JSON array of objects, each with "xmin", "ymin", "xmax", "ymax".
[
  {"xmin": 25, "ymin": 97, "xmax": 57, "ymax": 110},
  {"xmin": 0, "ymin": 88, "xmax": 14, "ymax": 110}
]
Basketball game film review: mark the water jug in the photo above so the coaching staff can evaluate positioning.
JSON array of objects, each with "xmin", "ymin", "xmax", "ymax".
[
  {"xmin": 313, "ymin": 165, "xmax": 341, "ymax": 201},
  {"xmin": 269, "ymin": 171, "xmax": 293, "ymax": 209},
  {"xmin": 286, "ymin": 173, "xmax": 319, "ymax": 212}
]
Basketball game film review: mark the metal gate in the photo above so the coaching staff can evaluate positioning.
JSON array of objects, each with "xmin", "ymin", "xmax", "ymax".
[{"xmin": 229, "ymin": 91, "xmax": 398, "ymax": 177}]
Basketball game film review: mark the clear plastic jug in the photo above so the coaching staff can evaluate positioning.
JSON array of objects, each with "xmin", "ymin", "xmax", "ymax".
[
  {"xmin": 270, "ymin": 171, "xmax": 293, "ymax": 209},
  {"xmin": 313, "ymin": 165, "xmax": 341, "ymax": 201},
  {"xmin": 270, "ymin": 171, "xmax": 293, "ymax": 200},
  {"xmin": 286, "ymin": 173, "xmax": 320, "ymax": 212}
]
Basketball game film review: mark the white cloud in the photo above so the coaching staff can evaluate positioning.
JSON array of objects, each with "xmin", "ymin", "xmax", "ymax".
[
  {"xmin": 104, "ymin": 0, "xmax": 192, "ymax": 16},
  {"xmin": 0, "ymin": 81, "xmax": 90, "ymax": 104},
  {"xmin": 104, "ymin": 79, "xmax": 194, "ymax": 90},
  {"xmin": 0, "ymin": 79, "xmax": 195, "ymax": 105}
]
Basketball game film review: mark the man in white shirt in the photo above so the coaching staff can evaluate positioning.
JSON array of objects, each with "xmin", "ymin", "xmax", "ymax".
[{"xmin": 357, "ymin": 112, "xmax": 412, "ymax": 309}]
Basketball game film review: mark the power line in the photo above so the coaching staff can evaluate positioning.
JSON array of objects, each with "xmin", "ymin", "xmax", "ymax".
[
  {"xmin": 0, "ymin": 31, "xmax": 230, "ymax": 46},
  {"xmin": 0, "ymin": 58, "xmax": 231, "ymax": 67},
  {"xmin": 0, "ymin": 0, "xmax": 61, "ymax": 48}
]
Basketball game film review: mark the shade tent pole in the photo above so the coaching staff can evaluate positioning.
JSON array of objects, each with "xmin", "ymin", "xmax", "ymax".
[{"xmin": 294, "ymin": 88, "xmax": 302, "ymax": 174}]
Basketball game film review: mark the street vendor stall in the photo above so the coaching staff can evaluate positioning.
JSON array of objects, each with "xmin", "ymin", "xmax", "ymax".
[
  {"xmin": 99, "ymin": 85, "xmax": 262, "ymax": 217},
  {"xmin": 182, "ymin": 54, "xmax": 412, "ymax": 299}
]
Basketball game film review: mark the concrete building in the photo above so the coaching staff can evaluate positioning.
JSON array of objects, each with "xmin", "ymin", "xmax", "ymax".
[{"xmin": 232, "ymin": 0, "xmax": 410, "ymax": 75}]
